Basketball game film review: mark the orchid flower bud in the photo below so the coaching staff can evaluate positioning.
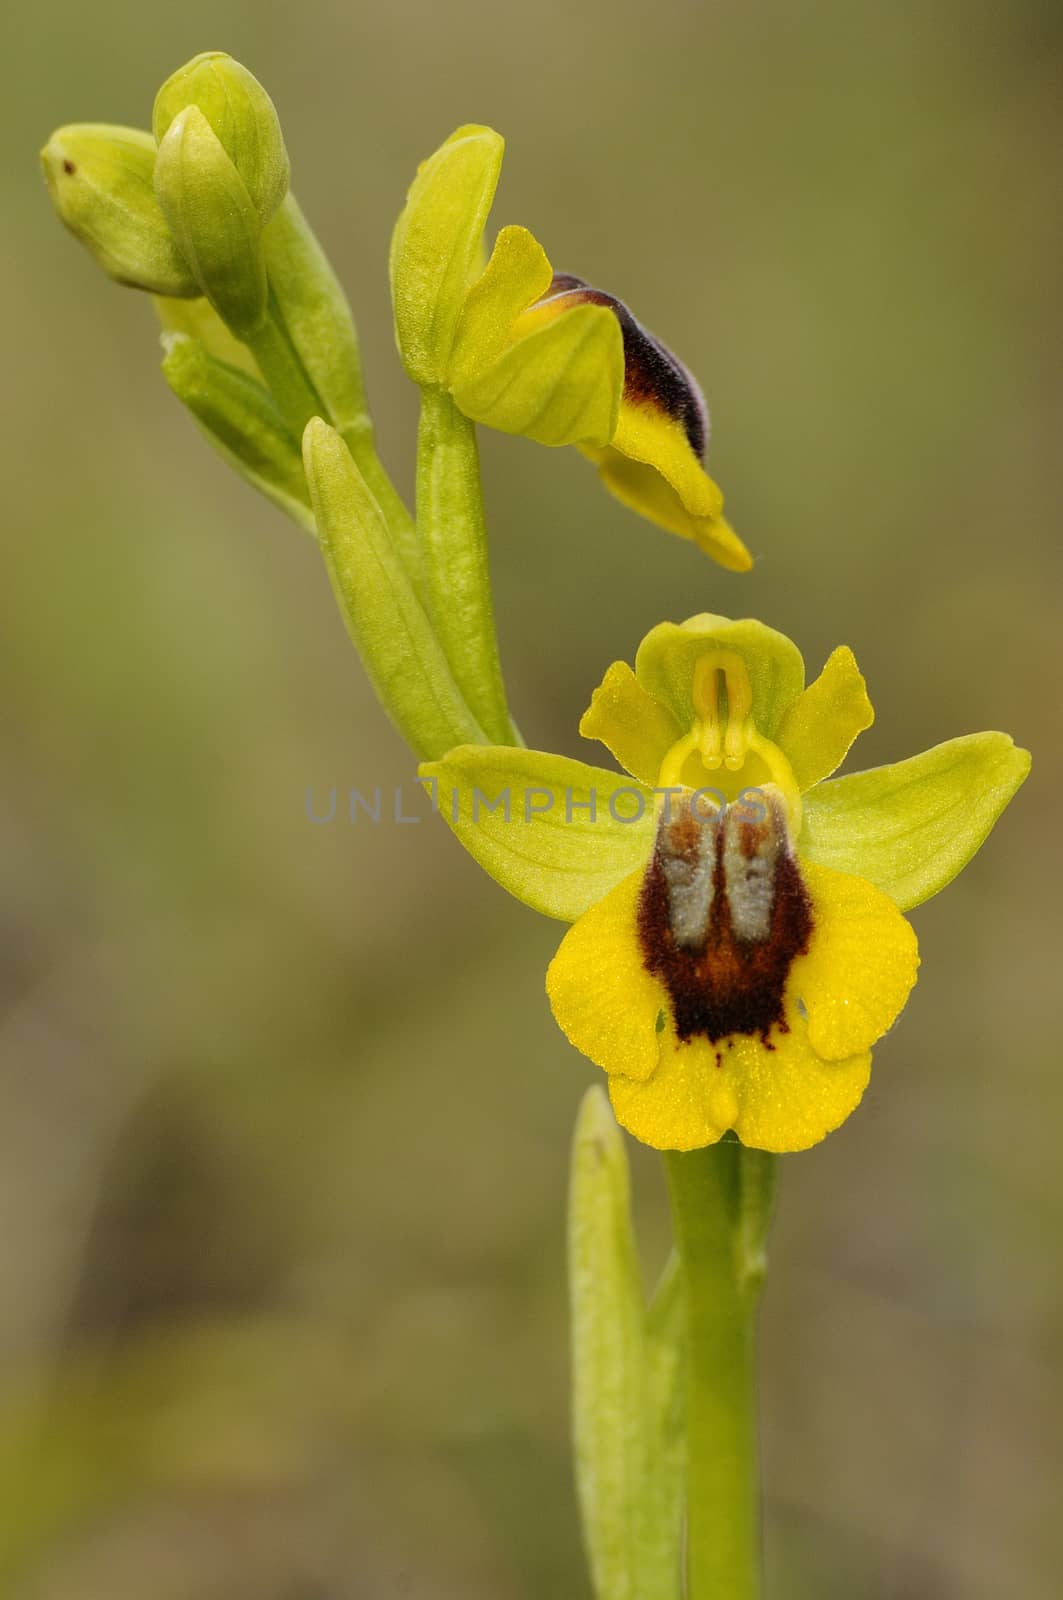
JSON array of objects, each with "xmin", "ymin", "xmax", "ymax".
[
  {"xmin": 40, "ymin": 124, "xmax": 197, "ymax": 297},
  {"xmin": 153, "ymin": 51, "xmax": 289, "ymax": 226},
  {"xmin": 154, "ymin": 105, "xmax": 268, "ymax": 337}
]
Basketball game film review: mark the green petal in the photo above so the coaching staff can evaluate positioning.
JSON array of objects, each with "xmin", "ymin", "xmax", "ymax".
[
  {"xmin": 634, "ymin": 615, "xmax": 805, "ymax": 740},
  {"xmin": 800, "ymin": 732, "xmax": 1031, "ymax": 911},
  {"xmin": 775, "ymin": 645, "xmax": 874, "ymax": 792},
  {"xmin": 389, "ymin": 124, "xmax": 504, "ymax": 386},
  {"xmin": 451, "ymin": 300, "xmax": 622, "ymax": 447},
  {"xmin": 419, "ymin": 746, "xmax": 655, "ymax": 921},
  {"xmin": 579, "ymin": 660, "xmax": 683, "ymax": 785}
]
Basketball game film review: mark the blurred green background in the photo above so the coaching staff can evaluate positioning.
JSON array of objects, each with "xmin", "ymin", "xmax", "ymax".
[{"xmin": 3, "ymin": 0, "xmax": 1060, "ymax": 1594}]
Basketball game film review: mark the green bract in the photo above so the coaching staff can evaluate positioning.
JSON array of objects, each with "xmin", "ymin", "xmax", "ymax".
[
  {"xmin": 39, "ymin": 124, "xmax": 197, "ymax": 297},
  {"xmin": 153, "ymin": 51, "xmax": 289, "ymax": 226},
  {"xmin": 161, "ymin": 333, "xmax": 314, "ymax": 532},
  {"xmin": 302, "ymin": 420, "xmax": 488, "ymax": 760}
]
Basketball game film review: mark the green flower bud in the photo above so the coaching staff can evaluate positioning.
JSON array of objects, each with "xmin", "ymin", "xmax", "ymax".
[
  {"xmin": 153, "ymin": 51, "xmax": 289, "ymax": 225},
  {"xmin": 40, "ymin": 124, "xmax": 198, "ymax": 297},
  {"xmin": 154, "ymin": 106, "xmax": 267, "ymax": 338},
  {"xmin": 390, "ymin": 125, "xmax": 504, "ymax": 386},
  {"xmin": 162, "ymin": 333, "xmax": 314, "ymax": 532}
]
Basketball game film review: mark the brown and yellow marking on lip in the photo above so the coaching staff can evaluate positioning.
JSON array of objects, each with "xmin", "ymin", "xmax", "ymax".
[
  {"xmin": 638, "ymin": 791, "xmax": 812, "ymax": 1046},
  {"xmin": 533, "ymin": 273, "xmax": 709, "ymax": 458}
]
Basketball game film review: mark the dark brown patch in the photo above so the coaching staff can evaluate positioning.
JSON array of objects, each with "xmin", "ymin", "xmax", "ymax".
[
  {"xmin": 638, "ymin": 797, "xmax": 812, "ymax": 1044},
  {"xmin": 542, "ymin": 273, "xmax": 708, "ymax": 458},
  {"xmin": 62, "ymin": 159, "xmax": 76, "ymax": 175}
]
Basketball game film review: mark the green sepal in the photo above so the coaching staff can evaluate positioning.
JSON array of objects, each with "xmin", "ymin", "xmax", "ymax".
[
  {"xmin": 417, "ymin": 746, "xmax": 654, "ymax": 922},
  {"xmin": 302, "ymin": 419, "xmax": 486, "ymax": 759},
  {"xmin": 635, "ymin": 615, "xmax": 805, "ymax": 742},
  {"xmin": 390, "ymin": 124, "xmax": 504, "ymax": 385},
  {"xmin": 451, "ymin": 301, "xmax": 622, "ymax": 448},
  {"xmin": 154, "ymin": 106, "xmax": 267, "ymax": 337},
  {"xmin": 569, "ymin": 1088, "xmax": 684, "ymax": 1600},
  {"xmin": 161, "ymin": 333, "xmax": 314, "ymax": 532},
  {"xmin": 800, "ymin": 731, "xmax": 1031, "ymax": 910},
  {"xmin": 40, "ymin": 124, "xmax": 197, "ymax": 297},
  {"xmin": 153, "ymin": 51, "xmax": 289, "ymax": 225}
]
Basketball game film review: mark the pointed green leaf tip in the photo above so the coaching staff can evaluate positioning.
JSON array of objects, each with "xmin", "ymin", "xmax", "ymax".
[
  {"xmin": 153, "ymin": 51, "xmax": 289, "ymax": 225},
  {"xmin": 302, "ymin": 419, "xmax": 487, "ymax": 759},
  {"xmin": 40, "ymin": 124, "xmax": 198, "ymax": 297},
  {"xmin": 390, "ymin": 124, "xmax": 504, "ymax": 386},
  {"xmin": 569, "ymin": 1087, "xmax": 685, "ymax": 1599},
  {"xmin": 161, "ymin": 333, "xmax": 314, "ymax": 532},
  {"xmin": 154, "ymin": 105, "xmax": 267, "ymax": 337}
]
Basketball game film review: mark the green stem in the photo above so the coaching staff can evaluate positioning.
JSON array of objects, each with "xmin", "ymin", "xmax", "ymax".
[
  {"xmin": 243, "ymin": 296, "xmax": 322, "ymax": 436},
  {"xmin": 415, "ymin": 385, "xmax": 520, "ymax": 746},
  {"xmin": 664, "ymin": 1142, "xmax": 776, "ymax": 1600}
]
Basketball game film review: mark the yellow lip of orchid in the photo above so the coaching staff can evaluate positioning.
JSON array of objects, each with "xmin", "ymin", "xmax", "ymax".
[
  {"xmin": 531, "ymin": 274, "xmax": 753, "ymax": 572},
  {"xmin": 390, "ymin": 124, "xmax": 752, "ymax": 571},
  {"xmin": 420, "ymin": 614, "xmax": 1031, "ymax": 1154}
]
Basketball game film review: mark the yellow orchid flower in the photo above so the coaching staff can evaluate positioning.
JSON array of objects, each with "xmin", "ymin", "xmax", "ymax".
[
  {"xmin": 390, "ymin": 127, "xmax": 750, "ymax": 571},
  {"xmin": 421, "ymin": 615, "xmax": 1029, "ymax": 1153}
]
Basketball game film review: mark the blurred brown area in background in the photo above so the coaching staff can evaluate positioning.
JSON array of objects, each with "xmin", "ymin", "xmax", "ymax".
[{"xmin": 2, "ymin": 0, "xmax": 1061, "ymax": 1594}]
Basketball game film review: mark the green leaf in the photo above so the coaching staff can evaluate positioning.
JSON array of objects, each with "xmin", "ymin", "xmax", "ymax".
[
  {"xmin": 569, "ymin": 1090, "xmax": 649, "ymax": 1600},
  {"xmin": 418, "ymin": 745, "xmax": 655, "ymax": 922},
  {"xmin": 800, "ymin": 731, "xmax": 1031, "ymax": 910},
  {"xmin": 161, "ymin": 333, "xmax": 314, "ymax": 532},
  {"xmin": 303, "ymin": 419, "xmax": 486, "ymax": 759},
  {"xmin": 642, "ymin": 1255, "xmax": 686, "ymax": 1598}
]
